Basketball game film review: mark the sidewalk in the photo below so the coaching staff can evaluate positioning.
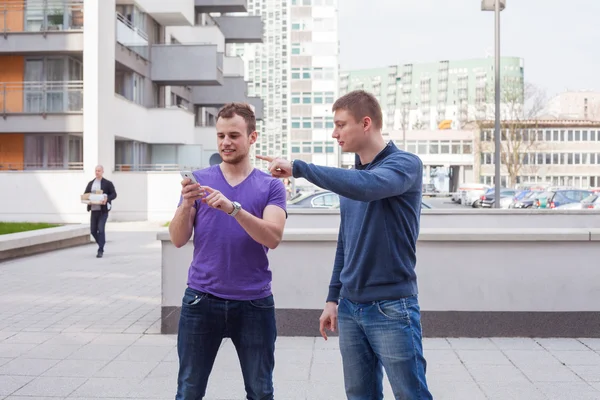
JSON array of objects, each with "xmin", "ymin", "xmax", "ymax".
[{"xmin": 0, "ymin": 222, "xmax": 599, "ymax": 399}]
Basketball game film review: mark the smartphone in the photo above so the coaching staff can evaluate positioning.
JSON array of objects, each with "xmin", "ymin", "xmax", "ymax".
[{"xmin": 180, "ymin": 171, "xmax": 198, "ymax": 185}]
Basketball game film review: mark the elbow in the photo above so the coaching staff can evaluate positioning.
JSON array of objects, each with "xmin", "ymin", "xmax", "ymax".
[
  {"xmin": 267, "ymin": 232, "xmax": 283, "ymax": 250},
  {"xmin": 173, "ymin": 241, "xmax": 187, "ymax": 249}
]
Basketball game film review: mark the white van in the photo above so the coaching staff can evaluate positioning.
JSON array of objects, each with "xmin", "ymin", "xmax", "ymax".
[{"xmin": 457, "ymin": 183, "xmax": 491, "ymax": 207}]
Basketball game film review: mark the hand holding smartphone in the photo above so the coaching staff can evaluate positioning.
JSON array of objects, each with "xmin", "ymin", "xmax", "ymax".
[{"xmin": 180, "ymin": 171, "xmax": 203, "ymax": 207}]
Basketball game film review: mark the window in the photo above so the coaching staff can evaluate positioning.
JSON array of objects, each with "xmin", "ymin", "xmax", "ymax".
[
  {"xmin": 463, "ymin": 143, "xmax": 472, "ymax": 154},
  {"xmin": 291, "ymin": 23, "xmax": 301, "ymax": 30},
  {"xmin": 325, "ymin": 92, "xmax": 335, "ymax": 103},
  {"xmin": 451, "ymin": 142, "xmax": 461, "ymax": 154},
  {"xmin": 23, "ymin": 134, "xmax": 76, "ymax": 169},
  {"xmin": 325, "ymin": 118, "xmax": 334, "ymax": 129},
  {"xmin": 440, "ymin": 141, "xmax": 450, "ymax": 154}
]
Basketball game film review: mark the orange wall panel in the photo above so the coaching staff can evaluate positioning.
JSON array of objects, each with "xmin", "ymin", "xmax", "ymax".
[
  {"xmin": 0, "ymin": 133, "xmax": 25, "ymax": 170},
  {"xmin": 0, "ymin": 55, "xmax": 25, "ymax": 113},
  {"xmin": 0, "ymin": 1, "xmax": 24, "ymax": 32}
]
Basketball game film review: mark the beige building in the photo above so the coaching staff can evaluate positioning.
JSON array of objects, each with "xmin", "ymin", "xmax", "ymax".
[
  {"xmin": 545, "ymin": 91, "xmax": 600, "ymax": 121},
  {"xmin": 340, "ymin": 130, "xmax": 476, "ymax": 193},
  {"xmin": 476, "ymin": 120, "xmax": 600, "ymax": 188}
]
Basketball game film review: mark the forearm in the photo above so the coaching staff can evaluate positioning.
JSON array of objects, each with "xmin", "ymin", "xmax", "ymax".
[
  {"xmin": 169, "ymin": 204, "xmax": 195, "ymax": 248},
  {"xmin": 292, "ymin": 160, "xmax": 412, "ymax": 202},
  {"xmin": 234, "ymin": 210, "xmax": 283, "ymax": 249},
  {"xmin": 326, "ymin": 230, "xmax": 344, "ymax": 303}
]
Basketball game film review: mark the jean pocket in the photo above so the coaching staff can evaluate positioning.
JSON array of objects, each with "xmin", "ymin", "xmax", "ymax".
[
  {"xmin": 182, "ymin": 289, "xmax": 207, "ymax": 307},
  {"xmin": 376, "ymin": 299, "xmax": 409, "ymax": 320},
  {"xmin": 249, "ymin": 295, "xmax": 275, "ymax": 309}
]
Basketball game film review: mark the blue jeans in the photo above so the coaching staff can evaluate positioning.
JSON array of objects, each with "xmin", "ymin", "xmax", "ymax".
[
  {"xmin": 176, "ymin": 287, "xmax": 276, "ymax": 400},
  {"xmin": 90, "ymin": 211, "xmax": 108, "ymax": 251},
  {"xmin": 338, "ymin": 295, "xmax": 433, "ymax": 400}
]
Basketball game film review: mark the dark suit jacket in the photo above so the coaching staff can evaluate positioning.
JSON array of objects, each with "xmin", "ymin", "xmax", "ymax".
[{"xmin": 84, "ymin": 178, "xmax": 117, "ymax": 213}]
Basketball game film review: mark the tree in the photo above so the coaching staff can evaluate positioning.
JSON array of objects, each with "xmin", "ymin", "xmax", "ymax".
[{"xmin": 471, "ymin": 79, "xmax": 548, "ymax": 187}]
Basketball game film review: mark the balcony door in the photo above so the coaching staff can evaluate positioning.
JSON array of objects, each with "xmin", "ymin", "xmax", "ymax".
[{"xmin": 24, "ymin": 57, "xmax": 82, "ymax": 112}]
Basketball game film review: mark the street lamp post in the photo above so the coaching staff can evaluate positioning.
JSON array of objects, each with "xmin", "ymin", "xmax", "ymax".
[{"xmin": 481, "ymin": 0, "xmax": 506, "ymax": 208}]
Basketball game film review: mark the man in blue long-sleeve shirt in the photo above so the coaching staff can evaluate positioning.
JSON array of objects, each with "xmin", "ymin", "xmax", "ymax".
[{"xmin": 257, "ymin": 90, "xmax": 433, "ymax": 400}]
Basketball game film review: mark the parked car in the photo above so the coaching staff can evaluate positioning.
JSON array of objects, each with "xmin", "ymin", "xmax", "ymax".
[
  {"xmin": 532, "ymin": 189, "xmax": 593, "ymax": 209},
  {"xmin": 479, "ymin": 189, "xmax": 517, "ymax": 208},
  {"xmin": 555, "ymin": 194, "xmax": 600, "ymax": 210},
  {"xmin": 288, "ymin": 191, "xmax": 433, "ymax": 209},
  {"xmin": 456, "ymin": 183, "xmax": 491, "ymax": 207},
  {"xmin": 509, "ymin": 191, "xmax": 544, "ymax": 209},
  {"xmin": 287, "ymin": 191, "xmax": 340, "ymax": 208}
]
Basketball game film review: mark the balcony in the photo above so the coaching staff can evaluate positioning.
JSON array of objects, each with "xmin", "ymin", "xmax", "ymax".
[
  {"xmin": 111, "ymin": 96, "xmax": 195, "ymax": 145},
  {"xmin": 116, "ymin": 12, "xmax": 148, "ymax": 60},
  {"xmin": 223, "ymin": 55, "xmax": 244, "ymax": 77},
  {"xmin": 213, "ymin": 16, "xmax": 263, "ymax": 44},
  {"xmin": 150, "ymin": 44, "xmax": 223, "ymax": 86},
  {"xmin": 247, "ymin": 96, "xmax": 264, "ymax": 120},
  {"xmin": 0, "ymin": 81, "xmax": 83, "ymax": 133},
  {"xmin": 136, "ymin": 0, "xmax": 194, "ymax": 26},
  {"xmin": 0, "ymin": 0, "xmax": 84, "ymax": 54},
  {"xmin": 165, "ymin": 25, "xmax": 225, "ymax": 52},
  {"xmin": 195, "ymin": 0, "xmax": 247, "ymax": 13}
]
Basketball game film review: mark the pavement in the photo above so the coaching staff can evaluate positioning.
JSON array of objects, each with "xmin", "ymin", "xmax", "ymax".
[{"xmin": 1, "ymin": 222, "xmax": 599, "ymax": 399}]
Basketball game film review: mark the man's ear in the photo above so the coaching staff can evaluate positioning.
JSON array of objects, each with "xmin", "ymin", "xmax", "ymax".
[
  {"xmin": 363, "ymin": 116, "xmax": 372, "ymax": 132},
  {"xmin": 249, "ymin": 130, "xmax": 258, "ymax": 145}
]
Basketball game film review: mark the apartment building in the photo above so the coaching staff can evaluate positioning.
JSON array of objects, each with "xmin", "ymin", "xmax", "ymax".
[
  {"xmin": 545, "ymin": 91, "xmax": 600, "ymax": 121},
  {"xmin": 477, "ymin": 120, "xmax": 600, "ymax": 188},
  {"xmin": 230, "ymin": 0, "xmax": 340, "ymax": 168},
  {"xmin": 339, "ymin": 57, "xmax": 524, "ymax": 132},
  {"xmin": 289, "ymin": 0, "xmax": 340, "ymax": 167},
  {"xmin": 227, "ymin": 0, "xmax": 290, "ymax": 166},
  {"xmin": 0, "ymin": 0, "xmax": 263, "ymax": 223}
]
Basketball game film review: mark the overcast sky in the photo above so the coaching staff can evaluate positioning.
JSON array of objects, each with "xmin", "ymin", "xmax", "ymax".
[{"xmin": 338, "ymin": 0, "xmax": 600, "ymax": 97}]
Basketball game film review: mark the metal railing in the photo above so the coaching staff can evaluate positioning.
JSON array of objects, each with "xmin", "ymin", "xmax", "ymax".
[
  {"xmin": 115, "ymin": 164, "xmax": 203, "ymax": 172},
  {"xmin": 0, "ymin": 0, "xmax": 84, "ymax": 34},
  {"xmin": 0, "ymin": 161, "xmax": 83, "ymax": 171},
  {"xmin": 0, "ymin": 81, "xmax": 83, "ymax": 114},
  {"xmin": 115, "ymin": 12, "xmax": 149, "ymax": 60}
]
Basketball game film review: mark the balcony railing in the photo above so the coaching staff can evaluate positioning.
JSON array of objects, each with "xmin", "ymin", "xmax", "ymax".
[
  {"xmin": 115, "ymin": 164, "xmax": 203, "ymax": 172},
  {"xmin": 0, "ymin": 0, "xmax": 84, "ymax": 34},
  {"xmin": 0, "ymin": 81, "xmax": 83, "ymax": 115},
  {"xmin": 0, "ymin": 161, "xmax": 83, "ymax": 171},
  {"xmin": 116, "ymin": 12, "xmax": 148, "ymax": 60}
]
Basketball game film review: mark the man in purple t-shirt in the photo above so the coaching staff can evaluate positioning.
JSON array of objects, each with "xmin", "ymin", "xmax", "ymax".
[{"xmin": 168, "ymin": 102, "xmax": 287, "ymax": 400}]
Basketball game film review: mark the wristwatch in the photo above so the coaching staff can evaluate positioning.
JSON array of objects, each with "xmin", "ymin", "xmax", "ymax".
[{"xmin": 228, "ymin": 201, "xmax": 242, "ymax": 217}]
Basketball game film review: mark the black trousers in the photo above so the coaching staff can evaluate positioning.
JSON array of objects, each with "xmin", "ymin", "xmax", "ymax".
[{"xmin": 90, "ymin": 211, "xmax": 108, "ymax": 251}]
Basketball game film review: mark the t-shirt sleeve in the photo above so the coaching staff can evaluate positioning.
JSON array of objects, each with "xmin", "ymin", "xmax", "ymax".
[{"xmin": 268, "ymin": 178, "xmax": 288, "ymax": 213}]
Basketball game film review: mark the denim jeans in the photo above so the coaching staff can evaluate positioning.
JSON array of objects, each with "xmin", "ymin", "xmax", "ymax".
[
  {"xmin": 90, "ymin": 211, "xmax": 108, "ymax": 251},
  {"xmin": 176, "ymin": 287, "xmax": 277, "ymax": 400},
  {"xmin": 337, "ymin": 295, "xmax": 433, "ymax": 400}
]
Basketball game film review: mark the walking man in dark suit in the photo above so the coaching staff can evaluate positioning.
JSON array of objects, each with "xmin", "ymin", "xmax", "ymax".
[{"xmin": 83, "ymin": 165, "xmax": 117, "ymax": 258}]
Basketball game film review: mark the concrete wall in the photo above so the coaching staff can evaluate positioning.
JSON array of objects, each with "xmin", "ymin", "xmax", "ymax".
[
  {"xmin": 0, "ymin": 171, "xmax": 181, "ymax": 223},
  {"xmin": 286, "ymin": 209, "xmax": 600, "ymax": 230},
  {"xmin": 158, "ymin": 228, "xmax": 600, "ymax": 337}
]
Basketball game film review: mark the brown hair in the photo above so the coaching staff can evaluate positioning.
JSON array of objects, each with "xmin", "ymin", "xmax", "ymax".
[
  {"xmin": 217, "ymin": 102, "xmax": 256, "ymax": 134},
  {"xmin": 332, "ymin": 90, "xmax": 383, "ymax": 130}
]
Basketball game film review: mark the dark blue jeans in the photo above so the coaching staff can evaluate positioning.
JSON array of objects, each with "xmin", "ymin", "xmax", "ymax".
[
  {"xmin": 338, "ymin": 295, "xmax": 433, "ymax": 400},
  {"xmin": 176, "ymin": 287, "xmax": 277, "ymax": 400},
  {"xmin": 90, "ymin": 211, "xmax": 108, "ymax": 251}
]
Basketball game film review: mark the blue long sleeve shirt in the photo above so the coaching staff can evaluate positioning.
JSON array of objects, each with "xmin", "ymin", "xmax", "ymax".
[{"xmin": 292, "ymin": 141, "xmax": 423, "ymax": 303}]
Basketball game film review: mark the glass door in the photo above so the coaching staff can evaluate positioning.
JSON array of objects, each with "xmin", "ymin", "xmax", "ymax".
[{"xmin": 24, "ymin": 59, "xmax": 44, "ymax": 112}]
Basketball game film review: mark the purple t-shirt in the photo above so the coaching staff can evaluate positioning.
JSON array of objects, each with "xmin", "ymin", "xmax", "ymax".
[{"xmin": 181, "ymin": 165, "xmax": 287, "ymax": 301}]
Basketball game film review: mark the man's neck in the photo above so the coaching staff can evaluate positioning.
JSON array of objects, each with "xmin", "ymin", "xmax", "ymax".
[
  {"xmin": 219, "ymin": 159, "xmax": 254, "ymax": 178},
  {"xmin": 356, "ymin": 135, "xmax": 387, "ymax": 165}
]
